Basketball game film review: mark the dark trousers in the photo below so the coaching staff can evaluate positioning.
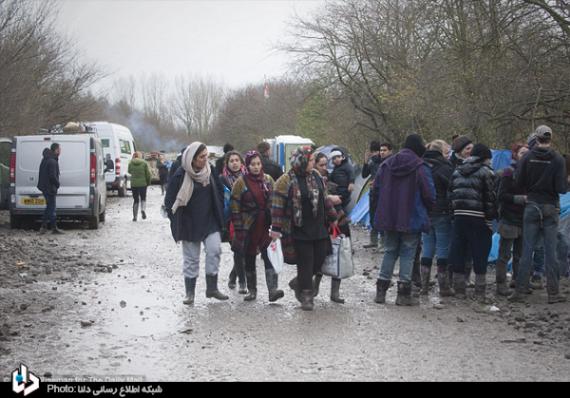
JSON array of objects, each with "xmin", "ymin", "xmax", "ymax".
[
  {"xmin": 132, "ymin": 187, "xmax": 147, "ymax": 204},
  {"xmin": 42, "ymin": 193, "xmax": 57, "ymax": 227},
  {"xmin": 294, "ymin": 239, "xmax": 329, "ymax": 291},
  {"xmin": 245, "ymin": 251, "xmax": 273, "ymax": 272},
  {"xmin": 449, "ymin": 217, "xmax": 492, "ymax": 275}
]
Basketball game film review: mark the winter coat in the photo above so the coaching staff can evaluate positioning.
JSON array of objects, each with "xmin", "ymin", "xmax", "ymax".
[
  {"xmin": 329, "ymin": 159, "xmax": 355, "ymax": 209},
  {"xmin": 261, "ymin": 155, "xmax": 283, "ymax": 182},
  {"xmin": 423, "ymin": 150, "xmax": 453, "ymax": 216},
  {"xmin": 230, "ymin": 174, "xmax": 274, "ymax": 255},
  {"xmin": 164, "ymin": 168, "xmax": 225, "ymax": 243},
  {"xmin": 448, "ymin": 157, "xmax": 497, "ymax": 221},
  {"xmin": 515, "ymin": 147, "xmax": 567, "ymax": 207},
  {"xmin": 362, "ymin": 155, "xmax": 383, "ymax": 179},
  {"xmin": 271, "ymin": 172, "xmax": 337, "ymax": 265},
  {"xmin": 372, "ymin": 148, "xmax": 435, "ymax": 234},
  {"xmin": 496, "ymin": 161, "xmax": 526, "ymax": 227},
  {"xmin": 128, "ymin": 158, "xmax": 151, "ymax": 188},
  {"xmin": 157, "ymin": 160, "xmax": 168, "ymax": 183},
  {"xmin": 37, "ymin": 148, "xmax": 60, "ymax": 196}
]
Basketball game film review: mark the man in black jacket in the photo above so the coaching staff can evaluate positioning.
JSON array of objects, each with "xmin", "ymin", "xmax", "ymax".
[
  {"xmin": 257, "ymin": 141, "xmax": 283, "ymax": 182},
  {"xmin": 510, "ymin": 125, "xmax": 568, "ymax": 304},
  {"xmin": 37, "ymin": 143, "xmax": 63, "ymax": 234}
]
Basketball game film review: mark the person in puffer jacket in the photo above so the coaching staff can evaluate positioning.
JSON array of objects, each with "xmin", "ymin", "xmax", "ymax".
[{"xmin": 448, "ymin": 143, "xmax": 497, "ymax": 302}]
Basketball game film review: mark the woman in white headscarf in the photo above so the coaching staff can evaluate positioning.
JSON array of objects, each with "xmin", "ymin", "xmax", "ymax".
[{"xmin": 164, "ymin": 142, "xmax": 228, "ymax": 305}]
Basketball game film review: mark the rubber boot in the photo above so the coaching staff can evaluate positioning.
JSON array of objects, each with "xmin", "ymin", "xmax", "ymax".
[
  {"xmin": 300, "ymin": 289, "xmax": 314, "ymax": 311},
  {"xmin": 330, "ymin": 278, "xmax": 345, "ymax": 304},
  {"xmin": 547, "ymin": 292, "xmax": 567, "ymax": 304},
  {"xmin": 474, "ymin": 274, "xmax": 488, "ymax": 303},
  {"xmin": 132, "ymin": 202, "xmax": 138, "ymax": 222},
  {"xmin": 265, "ymin": 269, "xmax": 284, "ymax": 302},
  {"xmin": 437, "ymin": 262, "xmax": 454, "ymax": 297},
  {"xmin": 374, "ymin": 279, "xmax": 390, "ymax": 304},
  {"xmin": 395, "ymin": 281, "xmax": 419, "ymax": 306},
  {"xmin": 183, "ymin": 277, "xmax": 197, "ymax": 305},
  {"xmin": 244, "ymin": 270, "xmax": 257, "ymax": 301},
  {"xmin": 465, "ymin": 262, "xmax": 474, "ymax": 288},
  {"xmin": 313, "ymin": 273, "xmax": 323, "ymax": 297},
  {"xmin": 228, "ymin": 268, "xmax": 237, "ymax": 290},
  {"xmin": 289, "ymin": 276, "xmax": 301, "ymax": 303},
  {"xmin": 39, "ymin": 223, "xmax": 48, "ymax": 235},
  {"xmin": 453, "ymin": 273, "xmax": 467, "ymax": 299},
  {"xmin": 420, "ymin": 263, "xmax": 431, "ymax": 295},
  {"xmin": 530, "ymin": 275, "xmax": 544, "ymax": 290},
  {"xmin": 412, "ymin": 253, "xmax": 422, "ymax": 289},
  {"xmin": 234, "ymin": 253, "xmax": 247, "ymax": 294},
  {"xmin": 205, "ymin": 274, "xmax": 229, "ymax": 300},
  {"xmin": 52, "ymin": 225, "xmax": 65, "ymax": 234},
  {"xmin": 495, "ymin": 260, "xmax": 510, "ymax": 296},
  {"xmin": 141, "ymin": 200, "xmax": 147, "ymax": 220},
  {"xmin": 363, "ymin": 230, "xmax": 378, "ymax": 249}
]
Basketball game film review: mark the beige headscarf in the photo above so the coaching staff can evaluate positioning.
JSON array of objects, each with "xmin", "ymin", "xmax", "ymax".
[{"xmin": 171, "ymin": 142, "xmax": 211, "ymax": 214}]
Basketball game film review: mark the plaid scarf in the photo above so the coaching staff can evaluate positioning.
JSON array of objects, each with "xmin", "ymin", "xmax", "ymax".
[{"xmin": 289, "ymin": 169, "xmax": 320, "ymax": 227}]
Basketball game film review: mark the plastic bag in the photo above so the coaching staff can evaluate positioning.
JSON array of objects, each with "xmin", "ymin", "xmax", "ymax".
[
  {"xmin": 266, "ymin": 239, "xmax": 284, "ymax": 274},
  {"xmin": 322, "ymin": 226, "xmax": 354, "ymax": 279}
]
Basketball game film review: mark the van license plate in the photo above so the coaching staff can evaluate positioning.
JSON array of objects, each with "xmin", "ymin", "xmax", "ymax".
[{"xmin": 21, "ymin": 197, "xmax": 46, "ymax": 206}]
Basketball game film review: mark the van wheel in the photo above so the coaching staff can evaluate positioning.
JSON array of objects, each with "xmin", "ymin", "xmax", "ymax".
[
  {"xmin": 88, "ymin": 213, "xmax": 99, "ymax": 230},
  {"xmin": 100, "ymin": 210, "xmax": 105, "ymax": 223},
  {"xmin": 10, "ymin": 214, "xmax": 22, "ymax": 229}
]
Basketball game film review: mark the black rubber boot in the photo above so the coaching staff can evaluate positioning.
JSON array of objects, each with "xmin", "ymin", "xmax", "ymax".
[
  {"xmin": 300, "ymin": 289, "xmax": 314, "ymax": 311},
  {"xmin": 205, "ymin": 274, "xmax": 229, "ymax": 300},
  {"xmin": 235, "ymin": 254, "xmax": 247, "ymax": 294},
  {"xmin": 52, "ymin": 226, "xmax": 64, "ymax": 234},
  {"xmin": 132, "ymin": 202, "xmax": 138, "ymax": 222},
  {"xmin": 420, "ymin": 261, "xmax": 431, "ymax": 295},
  {"xmin": 363, "ymin": 231, "xmax": 378, "ymax": 249},
  {"xmin": 374, "ymin": 279, "xmax": 390, "ymax": 304},
  {"xmin": 495, "ymin": 260, "xmax": 510, "ymax": 296},
  {"xmin": 313, "ymin": 273, "xmax": 323, "ymax": 297},
  {"xmin": 474, "ymin": 274, "xmax": 488, "ymax": 303},
  {"xmin": 265, "ymin": 269, "xmax": 284, "ymax": 302},
  {"xmin": 228, "ymin": 268, "xmax": 237, "ymax": 290},
  {"xmin": 141, "ymin": 200, "xmax": 147, "ymax": 220},
  {"xmin": 330, "ymin": 278, "xmax": 345, "ymax": 304},
  {"xmin": 289, "ymin": 276, "xmax": 301, "ymax": 303},
  {"xmin": 244, "ymin": 270, "xmax": 257, "ymax": 301},
  {"xmin": 39, "ymin": 223, "xmax": 48, "ymax": 235},
  {"xmin": 183, "ymin": 277, "xmax": 197, "ymax": 305},
  {"xmin": 395, "ymin": 281, "xmax": 419, "ymax": 306},
  {"xmin": 437, "ymin": 261, "xmax": 454, "ymax": 297}
]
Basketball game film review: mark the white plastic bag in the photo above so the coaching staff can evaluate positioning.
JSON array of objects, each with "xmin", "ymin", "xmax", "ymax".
[
  {"xmin": 266, "ymin": 239, "xmax": 284, "ymax": 274},
  {"xmin": 322, "ymin": 234, "xmax": 354, "ymax": 279}
]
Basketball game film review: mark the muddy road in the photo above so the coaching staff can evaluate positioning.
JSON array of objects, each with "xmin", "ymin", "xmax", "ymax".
[{"xmin": 1, "ymin": 186, "xmax": 569, "ymax": 381}]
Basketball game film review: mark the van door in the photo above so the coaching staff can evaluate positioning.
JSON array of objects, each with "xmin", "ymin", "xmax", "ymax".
[
  {"xmin": 95, "ymin": 139, "xmax": 106, "ymax": 213},
  {"xmin": 119, "ymin": 138, "xmax": 134, "ymax": 188}
]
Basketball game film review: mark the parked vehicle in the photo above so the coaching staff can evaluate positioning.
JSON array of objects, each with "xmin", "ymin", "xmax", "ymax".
[
  {"xmin": 85, "ymin": 122, "xmax": 136, "ymax": 197},
  {"xmin": 0, "ymin": 137, "xmax": 11, "ymax": 210},
  {"xmin": 9, "ymin": 134, "xmax": 107, "ymax": 229},
  {"xmin": 265, "ymin": 135, "xmax": 315, "ymax": 172}
]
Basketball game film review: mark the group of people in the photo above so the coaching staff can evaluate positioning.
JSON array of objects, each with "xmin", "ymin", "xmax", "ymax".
[
  {"xmin": 367, "ymin": 126, "xmax": 569, "ymax": 306},
  {"xmin": 161, "ymin": 125, "xmax": 568, "ymax": 310}
]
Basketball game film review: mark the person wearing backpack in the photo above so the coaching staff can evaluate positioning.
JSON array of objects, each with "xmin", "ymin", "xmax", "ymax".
[
  {"xmin": 230, "ymin": 151, "xmax": 284, "ymax": 303},
  {"xmin": 164, "ymin": 142, "xmax": 228, "ymax": 305}
]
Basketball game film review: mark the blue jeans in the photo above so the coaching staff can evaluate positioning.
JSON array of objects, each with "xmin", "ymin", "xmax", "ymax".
[
  {"xmin": 533, "ymin": 244, "xmax": 545, "ymax": 276},
  {"xmin": 516, "ymin": 204, "xmax": 560, "ymax": 294},
  {"xmin": 378, "ymin": 231, "xmax": 420, "ymax": 283},
  {"xmin": 42, "ymin": 193, "xmax": 57, "ymax": 227},
  {"xmin": 421, "ymin": 215, "xmax": 452, "ymax": 264}
]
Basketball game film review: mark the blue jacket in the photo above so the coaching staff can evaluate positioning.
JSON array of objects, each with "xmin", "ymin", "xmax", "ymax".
[{"xmin": 373, "ymin": 149, "xmax": 435, "ymax": 233}]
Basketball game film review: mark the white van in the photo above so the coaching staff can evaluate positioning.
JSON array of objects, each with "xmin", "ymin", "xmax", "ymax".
[
  {"xmin": 86, "ymin": 122, "xmax": 136, "ymax": 197},
  {"xmin": 9, "ymin": 134, "xmax": 107, "ymax": 229}
]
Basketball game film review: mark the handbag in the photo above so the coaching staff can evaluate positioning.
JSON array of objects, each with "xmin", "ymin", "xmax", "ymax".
[
  {"xmin": 322, "ymin": 225, "xmax": 354, "ymax": 279},
  {"xmin": 266, "ymin": 238, "xmax": 284, "ymax": 274}
]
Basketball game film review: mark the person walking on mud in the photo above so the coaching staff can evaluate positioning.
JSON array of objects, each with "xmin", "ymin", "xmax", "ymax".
[
  {"xmin": 128, "ymin": 152, "xmax": 151, "ymax": 221},
  {"xmin": 230, "ymin": 151, "xmax": 284, "ymax": 303},
  {"xmin": 164, "ymin": 142, "xmax": 228, "ymax": 305},
  {"xmin": 372, "ymin": 134, "xmax": 435, "ymax": 306},
  {"xmin": 219, "ymin": 150, "xmax": 248, "ymax": 294},
  {"xmin": 38, "ymin": 143, "xmax": 63, "ymax": 234},
  {"xmin": 271, "ymin": 147, "xmax": 337, "ymax": 311}
]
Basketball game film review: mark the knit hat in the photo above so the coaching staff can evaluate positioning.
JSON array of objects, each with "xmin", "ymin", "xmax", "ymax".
[
  {"xmin": 471, "ymin": 143, "xmax": 492, "ymax": 160},
  {"xmin": 403, "ymin": 134, "xmax": 426, "ymax": 157},
  {"xmin": 535, "ymin": 125, "xmax": 553, "ymax": 141},
  {"xmin": 329, "ymin": 150, "xmax": 343, "ymax": 159},
  {"xmin": 452, "ymin": 135, "xmax": 472, "ymax": 153}
]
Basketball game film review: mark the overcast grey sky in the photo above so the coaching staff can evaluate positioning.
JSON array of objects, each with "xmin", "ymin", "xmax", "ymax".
[{"xmin": 57, "ymin": 0, "xmax": 324, "ymax": 94}]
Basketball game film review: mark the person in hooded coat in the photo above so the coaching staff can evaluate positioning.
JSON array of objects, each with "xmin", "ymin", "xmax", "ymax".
[
  {"xmin": 38, "ymin": 143, "xmax": 63, "ymax": 234},
  {"xmin": 372, "ymin": 134, "xmax": 436, "ymax": 306}
]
